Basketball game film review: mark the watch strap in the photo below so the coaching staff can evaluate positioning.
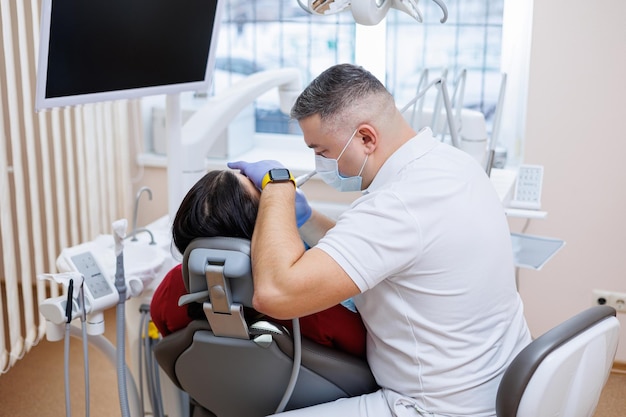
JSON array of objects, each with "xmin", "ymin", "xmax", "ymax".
[{"xmin": 261, "ymin": 169, "xmax": 296, "ymax": 190}]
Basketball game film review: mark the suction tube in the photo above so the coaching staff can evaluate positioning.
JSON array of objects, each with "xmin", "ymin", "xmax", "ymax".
[
  {"xmin": 275, "ymin": 318, "xmax": 302, "ymax": 413},
  {"xmin": 64, "ymin": 280, "xmax": 73, "ymax": 417},
  {"xmin": 79, "ymin": 284, "xmax": 90, "ymax": 417},
  {"xmin": 68, "ymin": 327, "xmax": 142, "ymax": 416},
  {"xmin": 112, "ymin": 219, "xmax": 131, "ymax": 417}
]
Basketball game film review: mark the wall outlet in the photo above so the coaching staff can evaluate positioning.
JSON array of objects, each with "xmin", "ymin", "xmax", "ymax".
[{"xmin": 592, "ymin": 289, "xmax": 626, "ymax": 313}]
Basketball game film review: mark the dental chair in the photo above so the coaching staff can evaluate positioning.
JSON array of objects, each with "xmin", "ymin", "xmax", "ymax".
[
  {"xmin": 495, "ymin": 305, "xmax": 620, "ymax": 417},
  {"xmin": 154, "ymin": 236, "xmax": 620, "ymax": 417},
  {"xmin": 153, "ymin": 237, "xmax": 378, "ymax": 417}
]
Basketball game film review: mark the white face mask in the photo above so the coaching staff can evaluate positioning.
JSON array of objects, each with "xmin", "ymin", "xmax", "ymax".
[{"xmin": 315, "ymin": 128, "xmax": 369, "ymax": 192}]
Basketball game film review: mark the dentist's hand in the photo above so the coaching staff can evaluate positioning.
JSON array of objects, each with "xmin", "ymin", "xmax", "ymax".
[
  {"xmin": 227, "ymin": 160, "xmax": 284, "ymax": 190},
  {"xmin": 228, "ymin": 159, "xmax": 312, "ymax": 227}
]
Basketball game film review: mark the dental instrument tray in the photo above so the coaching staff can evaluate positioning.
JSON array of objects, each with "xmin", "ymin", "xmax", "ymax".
[{"xmin": 511, "ymin": 233, "xmax": 565, "ymax": 271}]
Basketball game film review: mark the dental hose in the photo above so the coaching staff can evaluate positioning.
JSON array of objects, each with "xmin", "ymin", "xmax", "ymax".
[
  {"xmin": 275, "ymin": 318, "xmax": 302, "ymax": 413},
  {"xmin": 137, "ymin": 311, "xmax": 147, "ymax": 417},
  {"xmin": 64, "ymin": 279, "xmax": 73, "ymax": 417},
  {"xmin": 59, "ymin": 274, "xmax": 90, "ymax": 417},
  {"xmin": 116, "ymin": 296, "xmax": 131, "ymax": 417},
  {"xmin": 137, "ymin": 304, "xmax": 165, "ymax": 417},
  {"xmin": 113, "ymin": 219, "xmax": 131, "ymax": 417},
  {"xmin": 79, "ymin": 282, "xmax": 90, "ymax": 417},
  {"xmin": 144, "ymin": 310, "xmax": 165, "ymax": 417},
  {"xmin": 67, "ymin": 327, "xmax": 142, "ymax": 417}
]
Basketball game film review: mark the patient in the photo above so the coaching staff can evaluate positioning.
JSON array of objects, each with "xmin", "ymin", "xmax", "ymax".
[{"xmin": 150, "ymin": 170, "xmax": 367, "ymax": 358}]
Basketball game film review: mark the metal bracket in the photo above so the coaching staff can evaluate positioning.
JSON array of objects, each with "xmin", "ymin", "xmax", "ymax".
[
  {"xmin": 203, "ymin": 301, "xmax": 249, "ymax": 339},
  {"xmin": 202, "ymin": 261, "xmax": 249, "ymax": 339}
]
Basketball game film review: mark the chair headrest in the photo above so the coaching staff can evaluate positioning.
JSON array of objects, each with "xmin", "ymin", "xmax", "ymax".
[{"xmin": 181, "ymin": 237, "xmax": 254, "ymax": 308}]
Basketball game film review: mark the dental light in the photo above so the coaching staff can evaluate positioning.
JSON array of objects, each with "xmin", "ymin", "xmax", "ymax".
[{"xmin": 297, "ymin": 0, "xmax": 449, "ymax": 26}]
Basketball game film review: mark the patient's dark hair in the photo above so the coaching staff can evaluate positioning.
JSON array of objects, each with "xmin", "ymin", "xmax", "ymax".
[{"xmin": 172, "ymin": 170, "xmax": 259, "ymax": 254}]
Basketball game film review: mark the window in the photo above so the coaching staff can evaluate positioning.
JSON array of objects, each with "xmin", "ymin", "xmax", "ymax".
[
  {"xmin": 386, "ymin": 0, "xmax": 504, "ymax": 128},
  {"xmin": 214, "ymin": 0, "xmax": 505, "ymax": 135},
  {"xmin": 143, "ymin": 1, "xmax": 517, "ymax": 166},
  {"xmin": 213, "ymin": 0, "xmax": 356, "ymax": 134}
]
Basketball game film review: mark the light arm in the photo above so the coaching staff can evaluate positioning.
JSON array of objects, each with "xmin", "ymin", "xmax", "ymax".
[{"xmin": 166, "ymin": 68, "xmax": 302, "ymax": 218}]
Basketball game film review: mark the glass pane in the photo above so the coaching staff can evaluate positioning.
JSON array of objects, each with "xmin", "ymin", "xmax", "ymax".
[
  {"xmin": 386, "ymin": 0, "xmax": 504, "ymax": 135},
  {"xmin": 212, "ymin": 0, "xmax": 504, "ymax": 136},
  {"xmin": 214, "ymin": 0, "xmax": 355, "ymax": 134}
]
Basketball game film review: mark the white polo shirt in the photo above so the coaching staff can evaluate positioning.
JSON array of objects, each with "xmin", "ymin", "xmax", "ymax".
[{"xmin": 316, "ymin": 128, "xmax": 531, "ymax": 416}]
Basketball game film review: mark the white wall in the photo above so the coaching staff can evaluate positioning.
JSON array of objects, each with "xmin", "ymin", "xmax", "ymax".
[{"xmin": 518, "ymin": 0, "xmax": 626, "ymax": 361}]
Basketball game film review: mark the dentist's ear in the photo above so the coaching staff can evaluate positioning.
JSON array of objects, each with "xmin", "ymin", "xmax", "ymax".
[{"xmin": 357, "ymin": 124, "xmax": 378, "ymax": 154}]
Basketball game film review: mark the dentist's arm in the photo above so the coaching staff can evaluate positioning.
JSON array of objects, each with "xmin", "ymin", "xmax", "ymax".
[
  {"xmin": 228, "ymin": 159, "xmax": 334, "ymax": 245},
  {"xmin": 251, "ymin": 182, "xmax": 359, "ymax": 319},
  {"xmin": 228, "ymin": 159, "xmax": 358, "ymax": 318}
]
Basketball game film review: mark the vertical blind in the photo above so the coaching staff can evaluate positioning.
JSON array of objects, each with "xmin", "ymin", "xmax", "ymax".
[{"xmin": 0, "ymin": 0, "xmax": 134, "ymax": 373}]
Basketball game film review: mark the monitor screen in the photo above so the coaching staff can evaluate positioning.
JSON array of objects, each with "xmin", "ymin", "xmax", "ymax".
[{"xmin": 35, "ymin": 0, "xmax": 224, "ymax": 111}]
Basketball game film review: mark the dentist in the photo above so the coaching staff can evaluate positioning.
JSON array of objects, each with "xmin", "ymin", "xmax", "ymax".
[{"xmin": 228, "ymin": 63, "xmax": 531, "ymax": 417}]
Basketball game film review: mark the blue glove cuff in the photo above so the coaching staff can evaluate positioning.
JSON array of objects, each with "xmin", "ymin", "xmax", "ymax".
[{"xmin": 295, "ymin": 189, "xmax": 312, "ymax": 228}]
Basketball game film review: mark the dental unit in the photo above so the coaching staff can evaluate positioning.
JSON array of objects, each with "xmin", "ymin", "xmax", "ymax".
[
  {"xmin": 38, "ymin": 218, "xmax": 167, "ymax": 417},
  {"xmin": 38, "ymin": 272, "xmax": 89, "ymax": 417},
  {"xmin": 113, "ymin": 219, "xmax": 132, "ymax": 417}
]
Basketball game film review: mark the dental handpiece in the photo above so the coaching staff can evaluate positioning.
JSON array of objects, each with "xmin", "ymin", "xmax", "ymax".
[{"xmin": 295, "ymin": 170, "xmax": 317, "ymax": 187}]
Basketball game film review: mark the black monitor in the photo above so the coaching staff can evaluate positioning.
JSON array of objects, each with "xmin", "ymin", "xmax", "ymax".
[{"xmin": 35, "ymin": 0, "xmax": 224, "ymax": 111}]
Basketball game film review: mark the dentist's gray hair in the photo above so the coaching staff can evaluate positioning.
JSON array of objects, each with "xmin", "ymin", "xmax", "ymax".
[{"xmin": 290, "ymin": 63, "xmax": 395, "ymax": 134}]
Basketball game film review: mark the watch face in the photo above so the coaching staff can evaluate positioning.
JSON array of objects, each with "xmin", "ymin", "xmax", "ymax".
[{"xmin": 270, "ymin": 168, "xmax": 291, "ymax": 181}]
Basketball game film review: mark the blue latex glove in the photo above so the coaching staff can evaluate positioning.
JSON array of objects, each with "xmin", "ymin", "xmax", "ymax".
[
  {"xmin": 295, "ymin": 188, "xmax": 312, "ymax": 227},
  {"xmin": 228, "ymin": 159, "xmax": 312, "ymax": 228},
  {"xmin": 227, "ymin": 160, "xmax": 284, "ymax": 190}
]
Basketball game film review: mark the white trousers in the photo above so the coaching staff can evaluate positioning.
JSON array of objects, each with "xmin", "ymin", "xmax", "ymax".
[{"xmin": 271, "ymin": 389, "xmax": 436, "ymax": 417}]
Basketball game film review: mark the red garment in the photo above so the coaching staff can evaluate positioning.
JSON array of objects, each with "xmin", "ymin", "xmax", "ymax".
[
  {"xmin": 150, "ymin": 264, "xmax": 367, "ymax": 358},
  {"xmin": 150, "ymin": 265, "xmax": 192, "ymax": 338}
]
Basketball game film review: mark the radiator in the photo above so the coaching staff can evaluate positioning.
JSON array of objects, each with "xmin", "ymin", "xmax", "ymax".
[{"xmin": 0, "ymin": 0, "xmax": 134, "ymax": 373}]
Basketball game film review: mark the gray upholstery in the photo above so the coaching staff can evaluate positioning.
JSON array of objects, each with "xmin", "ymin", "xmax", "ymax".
[
  {"xmin": 182, "ymin": 237, "xmax": 255, "ymax": 308},
  {"xmin": 155, "ymin": 237, "xmax": 620, "ymax": 416},
  {"xmin": 153, "ymin": 237, "xmax": 378, "ymax": 417},
  {"xmin": 495, "ymin": 305, "xmax": 620, "ymax": 417}
]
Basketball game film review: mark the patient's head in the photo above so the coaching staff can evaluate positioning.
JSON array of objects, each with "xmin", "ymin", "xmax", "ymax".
[{"xmin": 172, "ymin": 170, "xmax": 260, "ymax": 254}]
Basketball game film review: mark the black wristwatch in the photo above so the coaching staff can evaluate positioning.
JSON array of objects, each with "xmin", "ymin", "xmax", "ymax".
[{"xmin": 261, "ymin": 168, "xmax": 296, "ymax": 190}]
